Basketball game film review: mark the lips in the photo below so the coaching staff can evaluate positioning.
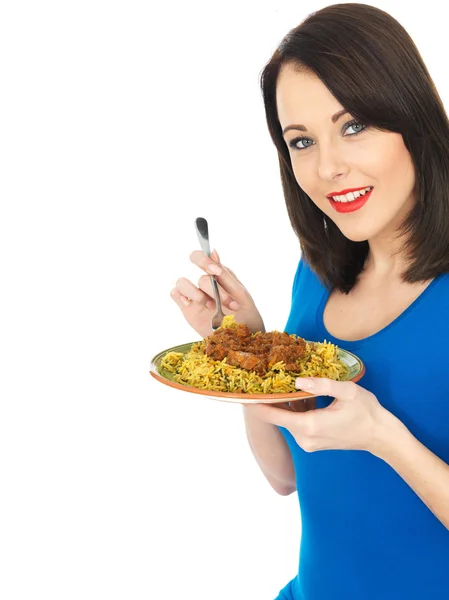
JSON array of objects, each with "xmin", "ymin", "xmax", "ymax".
[
  {"xmin": 326, "ymin": 186, "xmax": 371, "ymax": 198},
  {"xmin": 327, "ymin": 188, "xmax": 373, "ymax": 213}
]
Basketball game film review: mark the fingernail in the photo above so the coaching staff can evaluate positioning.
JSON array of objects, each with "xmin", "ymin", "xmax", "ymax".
[
  {"xmin": 296, "ymin": 377, "xmax": 314, "ymax": 390},
  {"xmin": 208, "ymin": 264, "xmax": 222, "ymax": 275}
]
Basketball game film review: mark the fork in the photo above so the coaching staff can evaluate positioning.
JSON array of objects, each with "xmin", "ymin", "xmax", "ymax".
[{"xmin": 195, "ymin": 217, "xmax": 226, "ymax": 330}]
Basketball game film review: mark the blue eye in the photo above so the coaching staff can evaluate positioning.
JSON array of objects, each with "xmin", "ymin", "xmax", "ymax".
[
  {"xmin": 287, "ymin": 119, "xmax": 367, "ymax": 152},
  {"xmin": 289, "ymin": 137, "xmax": 315, "ymax": 150},
  {"xmin": 344, "ymin": 120, "xmax": 366, "ymax": 135}
]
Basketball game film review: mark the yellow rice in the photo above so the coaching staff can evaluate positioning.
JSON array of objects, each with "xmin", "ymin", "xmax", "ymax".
[{"xmin": 161, "ymin": 318, "xmax": 348, "ymax": 394}]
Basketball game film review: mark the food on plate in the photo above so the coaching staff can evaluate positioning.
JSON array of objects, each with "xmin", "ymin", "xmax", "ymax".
[{"xmin": 160, "ymin": 315, "xmax": 348, "ymax": 394}]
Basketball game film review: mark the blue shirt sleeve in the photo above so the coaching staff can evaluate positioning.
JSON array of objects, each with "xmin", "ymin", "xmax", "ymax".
[
  {"xmin": 285, "ymin": 257, "xmax": 304, "ymax": 333},
  {"xmin": 291, "ymin": 257, "xmax": 304, "ymax": 300}
]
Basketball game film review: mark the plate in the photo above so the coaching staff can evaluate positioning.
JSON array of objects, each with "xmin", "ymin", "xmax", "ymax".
[{"xmin": 149, "ymin": 341, "xmax": 366, "ymax": 404}]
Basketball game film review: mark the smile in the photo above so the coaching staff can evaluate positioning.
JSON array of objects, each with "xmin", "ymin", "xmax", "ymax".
[{"xmin": 326, "ymin": 186, "xmax": 374, "ymax": 213}]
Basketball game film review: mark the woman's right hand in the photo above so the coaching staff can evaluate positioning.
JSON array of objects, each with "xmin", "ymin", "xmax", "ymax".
[{"xmin": 170, "ymin": 249, "xmax": 265, "ymax": 339}]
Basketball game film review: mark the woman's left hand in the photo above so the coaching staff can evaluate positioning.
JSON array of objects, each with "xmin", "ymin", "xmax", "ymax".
[{"xmin": 245, "ymin": 378, "xmax": 396, "ymax": 455}]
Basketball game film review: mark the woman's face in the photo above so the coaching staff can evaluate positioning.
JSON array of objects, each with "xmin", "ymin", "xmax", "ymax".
[{"xmin": 275, "ymin": 64, "xmax": 416, "ymax": 243}]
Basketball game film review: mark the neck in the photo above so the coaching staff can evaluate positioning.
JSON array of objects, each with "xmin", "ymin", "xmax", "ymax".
[
  {"xmin": 364, "ymin": 233, "xmax": 409, "ymax": 279},
  {"xmin": 363, "ymin": 188, "xmax": 417, "ymax": 278}
]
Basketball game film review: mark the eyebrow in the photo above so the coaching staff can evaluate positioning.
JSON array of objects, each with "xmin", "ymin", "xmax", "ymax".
[{"xmin": 282, "ymin": 109, "xmax": 349, "ymax": 136}]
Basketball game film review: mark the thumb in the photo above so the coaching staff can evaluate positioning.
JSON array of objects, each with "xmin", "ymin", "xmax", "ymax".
[{"xmin": 295, "ymin": 377, "xmax": 358, "ymax": 401}]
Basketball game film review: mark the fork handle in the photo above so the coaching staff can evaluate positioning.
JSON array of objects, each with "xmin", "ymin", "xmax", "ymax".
[
  {"xmin": 195, "ymin": 217, "xmax": 211, "ymax": 257},
  {"xmin": 209, "ymin": 275, "xmax": 223, "ymax": 313},
  {"xmin": 195, "ymin": 217, "xmax": 224, "ymax": 314}
]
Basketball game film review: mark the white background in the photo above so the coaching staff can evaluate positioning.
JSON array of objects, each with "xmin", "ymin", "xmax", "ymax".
[{"xmin": 1, "ymin": 1, "xmax": 447, "ymax": 598}]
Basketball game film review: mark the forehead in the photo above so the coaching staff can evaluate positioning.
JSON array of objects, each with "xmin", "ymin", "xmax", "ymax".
[{"xmin": 276, "ymin": 64, "xmax": 343, "ymax": 127}]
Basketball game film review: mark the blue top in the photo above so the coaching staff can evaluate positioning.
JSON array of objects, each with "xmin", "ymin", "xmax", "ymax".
[{"xmin": 276, "ymin": 258, "xmax": 449, "ymax": 600}]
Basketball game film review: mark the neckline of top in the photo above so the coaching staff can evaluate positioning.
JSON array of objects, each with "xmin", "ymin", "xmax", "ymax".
[{"xmin": 315, "ymin": 273, "xmax": 444, "ymax": 348}]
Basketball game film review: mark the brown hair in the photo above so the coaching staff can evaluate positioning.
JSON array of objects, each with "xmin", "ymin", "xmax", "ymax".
[{"xmin": 260, "ymin": 3, "xmax": 449, "ymax": 292}]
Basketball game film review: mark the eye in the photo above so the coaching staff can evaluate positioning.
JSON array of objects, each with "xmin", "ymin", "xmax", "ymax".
[
  {"xmin": 288, "ymin": 136, "xmax": 315, "ymax": 151},
  {"xmin": 344, "ymin": 120, "xmax": 366, "ymax": 135}
]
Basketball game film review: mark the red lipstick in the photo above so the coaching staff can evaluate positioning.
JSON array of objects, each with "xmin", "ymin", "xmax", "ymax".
[{"xmin": 327, "ymin": 187, "xmax": 373, "ymax": 214}]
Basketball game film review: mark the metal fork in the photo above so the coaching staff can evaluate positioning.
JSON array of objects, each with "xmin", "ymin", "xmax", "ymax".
[{"xmin": 195, "ymin": 217, "xmax": 225, "ymax": 330}]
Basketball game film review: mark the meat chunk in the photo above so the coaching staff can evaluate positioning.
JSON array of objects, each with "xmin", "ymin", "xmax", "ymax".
[
  {"xmin": 268, "ymin": 343, "xmax": 306, "ymax": 371},
  {"xmin": 271, "ymin": 331, "xmax": 297, "ymax": 346},
  {"xmin": 205, "ymin": 341, "xmax": 230, "ymax": 361},
  {"xmin": 227, "ymin": 350, "xmax": 267, "ymax": 375},
  {"xmin": 205, "ymin": 323, "xmax": 251, "ymax": 348},
  {"xmin": 203, "ymin": 320, "xmax": 307, "ymax": 376},
  {"xmin": 246, "ymin": 341, "xmax": 272, "ymax": 356},
  {"xmin": 234, "ymin": 323, "xmax": 252, "ymax": 342}
]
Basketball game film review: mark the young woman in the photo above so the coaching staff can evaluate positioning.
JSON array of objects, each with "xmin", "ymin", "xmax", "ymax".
[{"xmin": 170, "ymin": 4, "xmax": 449, "ymax": 599}]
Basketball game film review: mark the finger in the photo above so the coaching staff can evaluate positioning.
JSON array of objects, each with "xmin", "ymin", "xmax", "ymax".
[
  {"xmin": 170, "ymin": 287, "xmax": 192, "ymax": 309},
  {"xmin": 219, "ymin": 263, "xmax": 243, "ymax": 285},
  {"xmin": 197, "ymin": 274, "xmax": 236, "ymax": 308},
  {"xmin": 175, "ymin": 277, "xmax": 211, "ymax": 305},
  {"xmin": 171, "ymin": 286, "xmax": 216, "ymax": 314},
  {"xmin": 252, "ymin": 403, "xmax": 312, "ymax": 429},
  {"xmin": 190, "ymin": 250, "xmax": 247, "ymax": 303},
  {"xmin": 215, "ymin": 264, "xmax": 249, "ymax": 301},
  {"xmin": 211, "ymin": 249, "xmax": 243, "ymax": 285},
  {"xmin": 295, "ymin": 377, "xmax": 358, "ymax": 401},
  {"xmin": 190, "ymin": 250, "xmax": 224, "ymax": 276}
]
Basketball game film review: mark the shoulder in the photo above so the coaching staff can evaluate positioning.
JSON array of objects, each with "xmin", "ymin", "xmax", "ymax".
[{"xmin": 291, "ymin": 256, "xmax": 323, "ymax": 297}]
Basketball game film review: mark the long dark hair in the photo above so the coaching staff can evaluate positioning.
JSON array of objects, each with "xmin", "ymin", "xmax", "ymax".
[{"xmin": 260, "ymin": 3, "xmax": 449, "ymax": 292}]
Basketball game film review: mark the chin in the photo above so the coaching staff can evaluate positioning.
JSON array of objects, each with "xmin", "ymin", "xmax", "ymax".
[{"xmin": 337, "ymin": 224, "xmax": 373, "ymax": 243}]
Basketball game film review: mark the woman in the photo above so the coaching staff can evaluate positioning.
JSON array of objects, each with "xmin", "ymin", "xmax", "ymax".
[{"xmin": 170, "ymin": 4, "xmax": 449, "ymax": 599}]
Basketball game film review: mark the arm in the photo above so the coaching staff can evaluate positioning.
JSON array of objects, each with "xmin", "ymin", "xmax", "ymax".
[
  {"xmin": 250, "ymin": 377, "xmax": 449, "ymax": 528},
  {"xmin": 373, "ymin": 411, "xmax": 449, "ymax": 530},
  {"xmin": 242, "ymin": 405, "xmax": 296, "ymax": 496}
]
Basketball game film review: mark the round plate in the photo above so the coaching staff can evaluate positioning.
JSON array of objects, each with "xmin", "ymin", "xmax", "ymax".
[{"xmin": 149, "ymin": 341, "xmax": 366, "ymax": 404}]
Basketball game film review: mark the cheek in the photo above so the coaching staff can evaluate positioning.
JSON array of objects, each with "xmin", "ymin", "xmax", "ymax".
[
  {"xmin": 369, "ymin": 137, "xmax": 415, "ymax": 189},
  {"xmin": 291, "ymin": 157, "xmax": 315, "ymax": 194},
  {"xmin": 391, "ymin": 151, "xmax": 415, "ymax": 193}
]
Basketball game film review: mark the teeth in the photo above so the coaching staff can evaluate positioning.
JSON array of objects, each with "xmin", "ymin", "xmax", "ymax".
[{"xmin": 331, "ymin": 186, "xmax": 372, "ymax": 202}]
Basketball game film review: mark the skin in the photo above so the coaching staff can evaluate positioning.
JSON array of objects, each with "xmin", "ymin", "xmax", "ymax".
[
  {"xmin": 170, "ymin": 64, "xmax": 449, "ymax": 529},
  {"xmin": 276, "ymin": 64, "xmax": 416, "ymax": 258},
  {"xmin": 170, "ymin": 249, "xmax": 265, "ymax": 339},
  {"xmin": 275, "ymin": 64, "xmax": 433, "ymax": 342},
  {"xmin": 247, "ymin": 376, "xmax": 449, "ymax": 529}
]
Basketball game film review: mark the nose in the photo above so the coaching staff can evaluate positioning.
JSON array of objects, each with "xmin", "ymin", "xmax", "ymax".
[{"xmin": 317, "ymin": 143, "xmax": 349, "ymax": 182}]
